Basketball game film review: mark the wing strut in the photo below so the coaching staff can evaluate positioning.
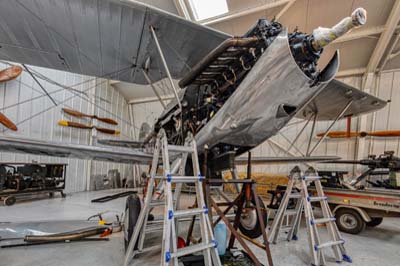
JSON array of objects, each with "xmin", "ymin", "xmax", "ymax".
[
  {"xmin": 307, "ymin": 100, "xmax": 353, "ymax": 156},
  {"xmin": 142, "ymin": 69, "xmax": 167, "ymax": 109},
  {"xmin": 150, "ymin": 26, "xmax": 182, "ymax": 112}
]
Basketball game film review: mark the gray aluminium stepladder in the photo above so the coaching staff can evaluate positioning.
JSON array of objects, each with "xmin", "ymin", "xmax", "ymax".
[
  {"xmin": 123, "ymin": 131, "xmax": 221, "ymax": 266},
  {"xmin": 268, "ymin": 166, "xmax": 352, "ymax": 266}
]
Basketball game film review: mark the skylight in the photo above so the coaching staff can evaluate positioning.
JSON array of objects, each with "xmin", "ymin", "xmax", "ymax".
[{"xmin": 188, "ymin": 0, "xmax": 229, "ymax": 21}]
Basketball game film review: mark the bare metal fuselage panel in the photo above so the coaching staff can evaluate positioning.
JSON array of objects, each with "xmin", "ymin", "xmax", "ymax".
[{"xmin": 195, "ymin": 30, "xmax": 338, "ymax": 151}]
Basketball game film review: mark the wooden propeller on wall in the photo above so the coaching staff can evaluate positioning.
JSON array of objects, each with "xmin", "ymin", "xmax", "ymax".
[
  {"xmin": 0, "ymin": 112, "xmax": 17, "ymax": 131},
  {"xmin": 58, "ymin": 120, "xmax": 120, "ymax": 135},
  {"xmin": 0, "ymin": 65, "xmax": 23, "ymax": 83},
  {"xmin": 317, "ymin": 130, "xmax": 400, "ymax": 138},
  {"xmin": 62, "ymin": 108, "xmax": 118, "ymax": 125}
]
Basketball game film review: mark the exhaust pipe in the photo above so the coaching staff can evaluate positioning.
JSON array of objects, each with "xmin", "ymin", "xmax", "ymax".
[{"xmin": 311, "ymin": 7, "xmax": 367, "ymax": 50}]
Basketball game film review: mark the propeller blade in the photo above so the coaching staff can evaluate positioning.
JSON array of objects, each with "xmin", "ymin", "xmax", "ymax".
[
  {"xmin": 63, "ymin": 108, "xmax": 118, "ymax": 125},
  {"xmin": 316, "ymin": 131, "xmax": 361, "ymax": 138},
  {"xmin": 95, "ymin": 127, "xmax": 120, "ymax": 135},
  {"xmin": 95, "ymin": 117, "xmax": 118, "ymax": 125},
  {"xmin": 0, "ymin": 65, "xmax": 23, "ymax": 83},
  {"xmin": 58, "ymin": 120, "xmax": 92, "ymax": 129},
  {"xmin": 367, "ymin": 130, "xmax": 400, "ymax": 137},
  {"xmin": 0, "ymin": 112, "xmax": 17, "ymax": 131},
  {"xmin": 318, "ymin": 130, "xmax": 400, "ymax": 138},
  {"xmin": 62, "ymin": 108, "xmax": 91, "ymax": 118}
]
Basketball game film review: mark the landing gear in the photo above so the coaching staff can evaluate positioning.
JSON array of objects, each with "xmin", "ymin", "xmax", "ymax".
[
  {"xmin": 239, "ymin": 196, "xmax": 268, "ymax": 238},
  {"xmin": 124, "ymin": 194, "xmax": 141, "ymax": 250}
]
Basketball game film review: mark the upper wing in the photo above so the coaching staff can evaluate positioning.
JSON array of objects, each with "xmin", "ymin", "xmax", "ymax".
[
  {"xmin": 0, "ymin": 135, "xmax": 153, "ymax": 164},
  {"xmin": 0, "ymin": 0, "xmax": 230, "ymax": 84},
  {"xmin": 296, "ymin": 79, "xmax": 387, "ymax": 120}
]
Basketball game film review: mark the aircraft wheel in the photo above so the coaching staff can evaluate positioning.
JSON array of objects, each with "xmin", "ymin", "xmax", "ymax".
[
  {"xmin": 124, "ymin": 194, "xmax": 141, "ymax": 251},
  {"xmin": 239, "ymin": 196, "xmax": 268, "ymax": 239},
  {"xmin": 366, "ymin": 217, "xmax": 383, "ymax": 227},
  {"xmin": 336, "ymin": 208, "xmax": 365, "ymax": 234},
  {"xmin": 4, "ymin": 196, "xmax": 16, "ymax": 206}
]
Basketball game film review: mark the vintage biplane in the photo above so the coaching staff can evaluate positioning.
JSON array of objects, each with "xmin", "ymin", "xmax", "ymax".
[{"xmin": 0, "ymin": 0, "xmax": 387, "ymax": 250}]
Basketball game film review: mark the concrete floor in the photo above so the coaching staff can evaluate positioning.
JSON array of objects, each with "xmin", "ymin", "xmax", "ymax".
[{"xmin": 1, "ymin": 189, "xmax": 399, "ymax": 266}]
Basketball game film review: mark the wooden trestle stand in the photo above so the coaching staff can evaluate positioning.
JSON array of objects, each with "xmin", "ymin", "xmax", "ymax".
[{"xmin": 186, "ymin": 151, "xmax": 274, "ymax": 266}]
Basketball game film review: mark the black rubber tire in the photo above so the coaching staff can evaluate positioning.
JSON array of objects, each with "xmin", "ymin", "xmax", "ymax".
[
  {"xmin": 239, "ymin": 196, "xmax": 268, "ymax": 239},
  {"xmin": 124, "ymin": 194, "xmax": 141, "ymax": 250},
  {"xmin": 4, "ymin": 196, "xmax": 16, "ymax": 206},
  {"xmin": 366, "ymin": 217, "xmax": 383, "ymax": 227},
  {"xmin": 335, "ymin": 208, "xmax": 366, "ymax": 234}
]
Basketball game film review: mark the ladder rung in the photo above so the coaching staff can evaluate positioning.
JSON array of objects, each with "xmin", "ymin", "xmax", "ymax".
[
  {"xmin": 289, "ymin": 193, "xmax": 302, "ymax": 199},
  {"xmin": 149, "ymin": 200, "xmax": 165, "ymax": 207},
  {"xmin": 167, "ymin": 144, "xmax": 193, "ymax": 153},
  {"xmin": 144, "ymin": 225, "xmax": 163, "ymax": 233},
  {"xmin": 174, "ymin": 208, "xmax": 206, "ymax": 218},
  {"xmin": 307, "ymin": 196, "xmax": 328, "ymax": 202},
  {"xmin": 302, "ymin": 176, "xmax": 321, "ymax": 181},
  {"xmin": 169, "ymin": 242, "xmax": 216, "ymax": 260},
  {"xmin": 279, "ymin": 225, "xmax": 293, "ymax": 231},
  {"xmin": 285, "ymin": 210, "xmax": 298, "ymax": 216},
  {"xmin": 315, "ymin": 240, "xmax": 345, "ymax": 250},
  {"xmin": 311, "ymin": 217, "xmax": 335, "ymax": 225},
  {"xmin": 166, "ymin": 175, "xmax": 203, "ymax": 183}
]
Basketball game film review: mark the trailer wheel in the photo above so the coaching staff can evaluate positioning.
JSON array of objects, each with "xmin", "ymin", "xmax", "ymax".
[
  {"xmin": 4, "ymin": 196, "xmax": 16, "ymax": 206},
  {"xmin": 335, "ymin": 208, "xmax": 365, "ymax": 234},
  {"xmin": 239, "ymin": 196, "xmax": 268, "ymax": 239},
  {"xmin": 124, "ymin": 194, "xmax": 141, "ymax": 250},
  {"xmin": 366, "ymin": 217, "xmax": 383, "ymax": 227}
]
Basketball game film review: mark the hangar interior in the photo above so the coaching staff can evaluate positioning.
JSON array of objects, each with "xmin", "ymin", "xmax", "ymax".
[{"xmin": 0, "ymin": 0, "xmax": 400, "ymax": 266}]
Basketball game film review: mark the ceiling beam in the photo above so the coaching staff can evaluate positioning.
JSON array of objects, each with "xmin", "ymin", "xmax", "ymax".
[
  {"xmin": 201, "ymin": 0, "xmax": 290, "ymax": 26},
  {"xmin": 275, "ymin": 0, "xmax": 296, "ymax": 20},
  {"xmin": 173, "ymin": 0, "xmax": 192, "ymax": 20},
  {"xmin": 332, "ymin": 26, "xmax": 388, "ymax": 44},
  {"xmin": 388, "ymin": 49, "xmax": 400, "ymax": 61},
  {"xmin": 379, "ymin": 31, "xmax": 400, "ymax": 71},
  {"xmin": 365, "ymin": 0, "xmax": 400, "ymax": 74},
  {"xmin": 336, "ymin": 67, "xmax": 366, "ymax": 78}
]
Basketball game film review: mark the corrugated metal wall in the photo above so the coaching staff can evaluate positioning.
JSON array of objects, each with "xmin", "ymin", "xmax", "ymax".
[
  {"xmin": 0, "ymin": 62, "xmax": 134, "ymax": 193},
  {"xmin": 130, "ymin": 70, "xmax": 398, "ymax": 176}
]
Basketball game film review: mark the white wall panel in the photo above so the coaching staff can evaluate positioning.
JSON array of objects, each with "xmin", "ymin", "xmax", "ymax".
[{"xmin": 0, "ymin": 62, "xmax": 134, "ymax": 193}]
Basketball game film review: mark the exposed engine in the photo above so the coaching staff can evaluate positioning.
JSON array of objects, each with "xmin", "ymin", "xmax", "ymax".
[
  {"xmin": 156, "ymin": 19, "xmax": 322, "ymax": 146},
  {"xmin": 153, "ymin": 8, "xmax": 366, "ymax": 175}
]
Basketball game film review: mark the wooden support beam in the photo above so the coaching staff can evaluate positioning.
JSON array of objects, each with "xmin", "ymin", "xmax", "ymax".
[
  {"xmin": 336, "ymin": 67, "xmax": 366, "ymax": 78},
  {"xmin": 275, "ymin": 0, "xmax": 297, "ymax": 20},
  {"xmin": 332, "ymin": 26, "xmax": 392, "ymax": 44},
  {"xmin": 365, "ymin": 0, "xmax": 400, "ymax": 74}
]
